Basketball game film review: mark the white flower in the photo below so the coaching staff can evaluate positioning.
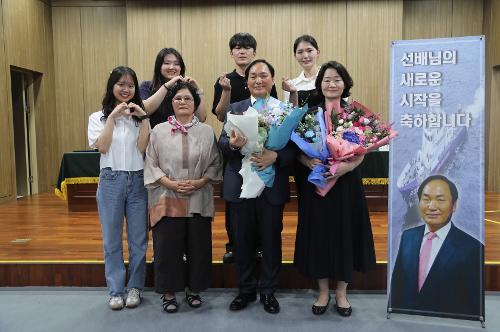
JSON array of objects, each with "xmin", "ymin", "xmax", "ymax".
[{"xmin": 338, "ymin": 119, "xmax": 344, "ymax": 124}]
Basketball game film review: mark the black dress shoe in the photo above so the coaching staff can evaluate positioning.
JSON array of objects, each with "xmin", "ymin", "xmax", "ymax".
[
  {"xmin": 260, "ymin": 293, "xmax": 280, "ymax": 314},
  {"xmin": 312, "ymin": 295, "xmax": 331, "ymax": 315},
  {"xmin": 223, "ymin": 251, "xmax": 234, "ymax": 264},
  {"xmin": 334, "ymin": 297, "xmax": 352, "ymax": 317},
  {"xmin": 229, "ymin": 293, "xmax": 256, "ymax": 311}
]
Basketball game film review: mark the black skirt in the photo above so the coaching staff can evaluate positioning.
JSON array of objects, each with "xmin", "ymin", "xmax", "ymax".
[{"xmin": 293, "ymin": 161, "xmax": 376, "ymax": 282}]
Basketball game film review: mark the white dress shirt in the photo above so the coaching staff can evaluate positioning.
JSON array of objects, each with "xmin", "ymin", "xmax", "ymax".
[
  {"xmin": 419, "ymin": 221, "xmax": 452, "ymax": 278},
  {"xmin": 250, "ymin": 95, "xmax": 282, "ymax": 108},
  {"xmin": 88, "ymin": 111, "xmax": 145, "ymax": 171},
  {"xmin": 283, "ymin": 71, "xmax": 318, "ymax": 102}
]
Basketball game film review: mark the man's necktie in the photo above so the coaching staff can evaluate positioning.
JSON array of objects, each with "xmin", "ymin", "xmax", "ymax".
[{"xmin": 418, "ymin": 231, "xmax": 437, "ymax": 291}]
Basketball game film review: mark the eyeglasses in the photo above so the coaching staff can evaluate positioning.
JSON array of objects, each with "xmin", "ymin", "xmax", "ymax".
[
  {"xmin": 322, "ymin": 79, "xmax": 343, "ymax": 86},
  {"xmin": 173, "ymin": 96, "xmax": 194, "ymax": 103}
]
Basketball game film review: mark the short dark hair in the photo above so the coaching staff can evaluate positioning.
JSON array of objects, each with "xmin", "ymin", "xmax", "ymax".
[
  {"xmin": 417, "ymin": 175, "xmax": 459, "ymax": 204},
  {"xmin": 229, "ymin": 32, "xmax": 257, "ymax": 51},
  {"xmin": 165, "ymin": 81, "xmax": 201, "ymax": 115},
  {"xmin": 293, "ymin": 34, "xmax": 319, "ymax": 54},
  {"xmin": 152, "ymin": 48, "xmax": 186, "ymax": 90},
  {"xmin": 244, "ymin": 59, "xmax": 275, "ymax": 80},
  {"xmin": 101, "ymin": 66, "xmax": 144, "ymax": 123},
  {"xmin": 315, "ymin": 61, "xmax": 353, "ymax": 99}
]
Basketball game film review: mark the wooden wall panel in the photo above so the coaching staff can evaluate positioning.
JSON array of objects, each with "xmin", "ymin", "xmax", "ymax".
[
  {"xmin": 403, "ymin": 0, "xmax": 452, "ymax": 39},
  {"xmin": 0, "ymin": 0, "xmax": 58, "ymax": 198},
  {"xmin": 81, "ymin": 6, "xmax": 127, "ymax": 136},
  {"xmin": 52, "ymin": 7, "xmax": 84, "ymax": 155},
  {"xmin": 0, "ymin": 0, "xmax": 14, "ymax": 200},
  {"xmin": 126, "ymin": 0, "xmax": 181, "ymax": 83},
  {"xmin": 180, "ymin": 0, "xmax": 235, "ymax": 132},
  {"xmin": 0, "ymin": 0, "xmax": 493, "ymax": 194},
  {"xmin": 347, "ymin": 0, "xmax": 403, "ymax": 121},
  {"xmin": 33, "ymin": 0, "xmax": 58, "ymax": 192},
  {"xmin": 484, "ymin": 0, "xmax": 500, "ymax": 191},
  {"xmin": 452, "ymin": 0, "xmax": 483, "ymax": 37},
  {"xmin": 491, "ymin": 0, "xmax": 500, "ymax": 66},
  {"xmin": 488, "ymin": 68, "xmax": 500, "ymax": 190},
  {"xmin": 235, "ymin": 2, "xmax": 292, "ymax": 100},
  {"xmin": 289, "ymin": 1, "xmax": 347, "ymax": 78}
]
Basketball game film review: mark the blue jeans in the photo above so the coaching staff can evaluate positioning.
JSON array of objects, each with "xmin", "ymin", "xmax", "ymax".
[{"xmin": 96, "ymin": 168, "xmax": 148, "ymax": 296}]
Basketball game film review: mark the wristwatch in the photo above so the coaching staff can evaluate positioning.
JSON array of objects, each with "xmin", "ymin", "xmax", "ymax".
[{"xmin": 138, "ymin": 114, "xmax": 150, "ymax": 121}]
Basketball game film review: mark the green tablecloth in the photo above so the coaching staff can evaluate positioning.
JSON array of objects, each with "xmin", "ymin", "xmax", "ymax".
[
  {"xmin": 359, "ymin": 150, "xmax": 389, "ymax": 185},
  {"xmin": 55, "ymin": 150, "xmax": 389, "ymax": 200},
  {"xmin": 55, "ymin": 151, "xmax": 100, "ymax": 200}
]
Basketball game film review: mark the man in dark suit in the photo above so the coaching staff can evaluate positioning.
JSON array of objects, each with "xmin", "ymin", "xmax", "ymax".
[
  {"xmin": 219, "ymin": 59, "xmax": 297, "ymax": 314},
  {"xmin": 390, "ymin": 175, "xmax": 484, "ymax": 318},
  {"xmin": 211, "ymin": 33, "xmax": 278, "ymax": 263}
]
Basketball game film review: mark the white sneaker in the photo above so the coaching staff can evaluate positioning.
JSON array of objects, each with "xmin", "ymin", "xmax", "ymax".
[
  {"xmin": 109, "ymin": 296, "xmax": 124, "ymax": 310},
  {"xmin": 125, "ymin": 288, "xmax": 141, "ymax": 308}
]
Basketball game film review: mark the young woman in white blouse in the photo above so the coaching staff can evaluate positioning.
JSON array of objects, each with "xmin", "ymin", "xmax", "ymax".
[
  {"xmin": 88, "ymin": 66, "xmax": 150, "ymax": 310},
  {"xmin": 284, "ymin": 35, "xmax": 322, "ymax": 108}
]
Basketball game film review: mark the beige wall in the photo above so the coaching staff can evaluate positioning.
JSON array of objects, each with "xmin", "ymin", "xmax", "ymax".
[
  {"xmin": 0, "ymin": 0, "xmax": 13, "ymax": 200},
  {"xmin": 484, "ymin": 0, "xmax": 500, "ymax": 191},
  {"xmin": 0, "ymin": 0, "xmax": 57, "ymax": 203},
  {"xmin": 0, "ymin": 0, "xmax": 498, "ymax": 202}
]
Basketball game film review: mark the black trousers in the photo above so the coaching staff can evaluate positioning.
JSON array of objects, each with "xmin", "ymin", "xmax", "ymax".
[
  {"xmin": 152, "ymin": 215, "xmax": 212, "ymax": 294},
  {"xmin": 225, "ymin": 202, "xmax": 233, "ymax": 250},
  {"xmin": 229, "ymin": 197, "xmax": 284, "ymax": 295}
]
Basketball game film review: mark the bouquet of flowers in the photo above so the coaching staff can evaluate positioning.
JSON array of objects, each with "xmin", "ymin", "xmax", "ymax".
[
  {"xmin": 292, "ymin": 100, "xmax": 397, "ymax": 197},
  {"xmin": 316, "ymin": 100, "xmax": 397, "ymax": 196},
  {"xmin": 224, "ymin": 98, "xmax": 307, "ymax": 198},
  {"xmin": 290, "ymin": 108, "xmax": 330, "ymax": 188},
  {"xmin": 325, "ymin": 100, "xmax": 397, "ymax": 161}
]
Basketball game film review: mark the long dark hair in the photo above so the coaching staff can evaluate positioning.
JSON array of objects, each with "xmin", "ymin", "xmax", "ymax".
[
  {"xmin": 151, "ymin": 48, "xmax": 186, "ymax": 91},
  {"xmin": 315, "ymin": 61, "xmax": 353, "ymax": 100},
  {"xmin": 101, "ymin": 66, "xmax": 144, "ymax": 123}
]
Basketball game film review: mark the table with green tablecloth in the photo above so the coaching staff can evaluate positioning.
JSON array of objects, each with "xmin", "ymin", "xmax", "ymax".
[{"xmin": 55, "ymin": 151, "xmax": 100, "ymax": 201}]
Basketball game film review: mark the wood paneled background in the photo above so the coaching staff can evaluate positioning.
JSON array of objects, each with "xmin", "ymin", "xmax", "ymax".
[{"xmin": 0, "ymin": 0, "xmax": 499, "ymax": 203}]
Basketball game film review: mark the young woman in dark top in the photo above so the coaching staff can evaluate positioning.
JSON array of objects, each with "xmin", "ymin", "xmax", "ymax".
[{"xmin": 139, "ymin": 48, "xmax": 207, "ymax": 128}]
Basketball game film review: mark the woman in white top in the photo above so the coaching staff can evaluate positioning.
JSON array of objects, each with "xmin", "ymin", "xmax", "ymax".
[
  {"xmin": 284, "ymin": 35, "xmax": 322, "ymax": 108},
  {"xmin": 88, "ymin": 66, "xmax": 150, "ymax": 310}
]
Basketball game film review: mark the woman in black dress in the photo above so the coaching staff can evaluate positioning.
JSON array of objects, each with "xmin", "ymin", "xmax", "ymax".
[{"xmin": 293, "ymin": 61, "xmax": 376, "ymax": 316}]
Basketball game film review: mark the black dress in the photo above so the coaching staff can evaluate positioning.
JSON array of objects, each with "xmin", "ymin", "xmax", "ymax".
[
  {"xmin": 293, "ymin": 109, "xmax": 376, "ymax": 282},
  {"xmin": 297, "ymin": 88, "xmax": 322, "ymax": 109}
]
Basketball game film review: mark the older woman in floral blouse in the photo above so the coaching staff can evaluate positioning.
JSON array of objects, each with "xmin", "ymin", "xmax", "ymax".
[{"xmin": 144, "ymin": 81, "xmax": 222, "ymax": 313}]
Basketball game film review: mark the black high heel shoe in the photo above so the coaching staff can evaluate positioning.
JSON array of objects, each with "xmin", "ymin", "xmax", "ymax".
[
  {"xmin": 312, "ymin": 295, "xmax": 331, "ymax": 315},
  {"xmin": 334, "ymin": 296, "xmax": 352, "ymax": 317}
]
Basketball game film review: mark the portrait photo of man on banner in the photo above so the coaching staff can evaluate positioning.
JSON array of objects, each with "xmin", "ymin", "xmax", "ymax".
[
  {"xmin": 390, "ymin": 175, "xmax": 484, "ymax": 317},
  {"xmin": 387, "ymin": 36, "xmax": 485, "ymax": 323}
]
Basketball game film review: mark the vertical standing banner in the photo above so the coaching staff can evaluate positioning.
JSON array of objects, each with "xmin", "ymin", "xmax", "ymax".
[{"xmin": 387, "ymin": 36, "xmax": 485, "ymax": 323}]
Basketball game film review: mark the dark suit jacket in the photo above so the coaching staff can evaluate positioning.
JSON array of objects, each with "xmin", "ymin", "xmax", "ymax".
[
  {"xmin": 390, "ymin": 222, "xmax": 484, "ymax": 318},
  {"xmin": 218, "ymin": 98, "xmax": 295, "ymax": 204}
]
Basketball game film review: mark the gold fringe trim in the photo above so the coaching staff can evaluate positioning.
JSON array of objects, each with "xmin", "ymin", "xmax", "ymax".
[
  {"xmin": 362, "ymin": 178, "xmax": 389, "ymax": 185},
  {"xmin": 54, "ymin": 177, "xmax": 99, "ymax": 201},
  {"xmin": 289, "ymin": 176, "xmax": 388, "ymax": 185}
]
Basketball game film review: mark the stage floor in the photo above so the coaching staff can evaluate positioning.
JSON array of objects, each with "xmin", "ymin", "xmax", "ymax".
[{"xmin": 0, "ymin": 192, "xmax": 499, "ymax": 264}]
